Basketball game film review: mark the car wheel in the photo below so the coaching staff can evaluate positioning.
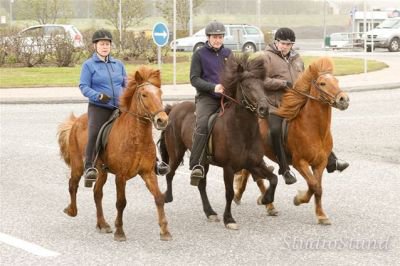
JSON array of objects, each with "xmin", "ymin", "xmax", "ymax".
[
  {"xmin": 193, "ymin": 43, "xmax": 204, "ymax": 52},
  {"xmin": 388, "ymin": 37, "xmax": 399, "ymax": 52},
  {"xmin": 242, "ymin": 43, "xmax": 256, "ymax": 53}
]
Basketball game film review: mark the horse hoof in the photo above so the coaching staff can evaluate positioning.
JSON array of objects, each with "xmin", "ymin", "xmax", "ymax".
[
  {"xmin": 63, "ymin": 206, "xmax": 77, "ymax": 217},
  {"xmin": 207, "ymin": 215, "xmax": 220, "ymax": 222},
  {"xmin": 225, "ymin": 223, "xmax": 239, "ymax": 230},
  {"xmin": 233, "ymin": 196, "xmax": 241, "ymax": 205},
  {"xmin": 96, "ymin": 225, "xmax": 113, "ymax": 234},
  {"xmin": 293, "ymin": 196, "xmax": 301, "ymax": 206},
  {"xmin": 318, "ymin": 218, "xmax": 332, "ymax": 225},
  {"xmin": 163, "ymin": 194, "xmax": 173, "ymax": 203},
  {"xmin": 267, "ymin": 208, "xmax": 279, "ymax": 216},
  {"xmin": 114, "ymin": 233, "xmax": 127, "ymax": 241},
  {"xmin": 160, "ymin": 232, "xmax": 173, "ymax": 241}
]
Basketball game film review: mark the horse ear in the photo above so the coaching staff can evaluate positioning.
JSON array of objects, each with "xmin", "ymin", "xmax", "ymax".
[
  {"xmin": 154, "ymin": 69, "xmax": 161, "ymax": 79},
  {"xmin": 135, "ymin": 70, "xmax": 144, "ymax": 84}
]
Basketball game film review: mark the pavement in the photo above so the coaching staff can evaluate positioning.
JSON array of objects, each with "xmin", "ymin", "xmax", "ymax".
[{"xmin": 0, "ymin": 50, "xmax": 399, "ymax": 104}]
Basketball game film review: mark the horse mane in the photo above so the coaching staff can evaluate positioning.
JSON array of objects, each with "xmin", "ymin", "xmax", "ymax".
[
  {"xmin": 220, "ymin": 53, "xmax": 266, "ymax": 98},
  {"xmin": 120, "ymin": 65, "xmax": 161, "ymax": 110},
  {"xmin": 275, "ymin": 56, "xmax": 334, "ymax": 120}
]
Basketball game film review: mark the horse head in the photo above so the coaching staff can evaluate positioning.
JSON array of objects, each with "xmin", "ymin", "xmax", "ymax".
[
  {"xmin": 121, "ymin": 66, "xmax": 169, "ymax": 130},
  {"xmin": 221, "ymin": 54, "xmax": 269, "ymax": 118},
  {"xmin": 308, "ymin": 57, "xmax": 350, "ymax": 110}
]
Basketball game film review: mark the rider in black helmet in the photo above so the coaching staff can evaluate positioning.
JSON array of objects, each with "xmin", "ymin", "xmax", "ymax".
[
  {"xmin": 262, "ymin": 27, "xmax": 349, "ymax": 185},
  {"xmin": 188, "ymin": 20, "xmax": 231, "ymax": 186}
]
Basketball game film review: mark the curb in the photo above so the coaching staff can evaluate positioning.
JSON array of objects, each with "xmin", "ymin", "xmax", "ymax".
[{"xmin": 1, "ymin": 84, "xmax": 399, "ymax": 105}]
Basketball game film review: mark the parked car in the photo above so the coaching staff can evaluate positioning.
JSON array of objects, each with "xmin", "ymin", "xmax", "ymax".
[
  {"xmin": 170, "ymin": 24, "xmax": 265, "ymax": 52},
  {"xmin": 363, "ymin": 17, "xmax": 400, "ymax": 52},
  {"xmin": 17, "ymin": 24, "xmax": 84, "ymax": 51}
]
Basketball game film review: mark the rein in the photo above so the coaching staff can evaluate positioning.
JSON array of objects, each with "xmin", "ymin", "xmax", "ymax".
[
  {"xmin": 219, "ymin": 83, "xmax": 260, "ymax": 116},
  {"xmin": 291, "ymin": 73, "xmax": 340, "ymax": 106}
]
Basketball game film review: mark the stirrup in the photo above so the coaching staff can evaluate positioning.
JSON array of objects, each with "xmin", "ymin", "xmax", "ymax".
[
  {"xmin": 156, "ymin": 161, "xmax": 170, "ymax": 176},
  {"xmin": 327, "ymin": 159, "xmax": 349, "ymax": 173},
  {"xmin": 190, "ymin": 165, "xmax": 204, "ymax": 186},
  {"xmin": 283, "ymin": 170, "xmax": 297, "ymax": 185},
  {"xmin": 84, "ymin": 167, "xmax": 98, "ymax": 188}
]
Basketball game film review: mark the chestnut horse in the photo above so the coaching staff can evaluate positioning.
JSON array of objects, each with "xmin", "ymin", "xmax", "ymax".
[
  {"xmin": 234, "ymin": 57, "xmax": 350, "ymax": 225},
  {"xmin": 158, "ymin": 54, "xmax": 277, "ymax": 230},
  {"xmin": 57, "ymin": 66, "xmax": 172, "ymax": 241}
]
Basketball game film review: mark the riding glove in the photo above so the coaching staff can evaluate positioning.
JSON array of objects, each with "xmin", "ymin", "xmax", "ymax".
[{"xmin": 98, "ymin": 93, "xmax": 111, "ymax": 103}]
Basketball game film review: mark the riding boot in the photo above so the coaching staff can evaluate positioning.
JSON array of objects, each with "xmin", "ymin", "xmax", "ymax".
[
  {"xmin": 83, "ymin": 160, "xmax": 98, "ymax": 188},
  {"xmin": 326, "ymin": 152, "xmax": 349, "ymax": 173},
  {"xmin": 189, "ymin": 132, "xmax": 208, "ymax": 186}
]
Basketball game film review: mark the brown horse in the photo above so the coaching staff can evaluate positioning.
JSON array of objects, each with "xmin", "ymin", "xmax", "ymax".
[
  {"xmin": 234, "ymin": 56, "xmax": 350, "ymax": 225},
  {"xmin": 158, "ymin": 54, "xmax": 277, "ymax": 230},
  {"xmin": 57, "ymin": 65, "xmax": 172, "ymax": 241}
]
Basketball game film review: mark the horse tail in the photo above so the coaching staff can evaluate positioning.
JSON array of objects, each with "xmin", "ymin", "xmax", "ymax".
[
  {"xmin": 158, "ymin": 130, "xmax": 169, "ymax": 165},
  {"xmin": 57, "ymin": 113, "xmax": 77, "ymax": 167}
]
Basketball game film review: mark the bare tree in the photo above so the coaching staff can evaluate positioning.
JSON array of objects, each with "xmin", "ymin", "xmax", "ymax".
[
  {"xmin": 15, "ymin": 0, "xmax": 72, "ymax": 24},
  {"xmin": 95, "ymin": 0, "xmax": 146, "ymax": 42},
  {"xmin": 156, "ymin": 0, "xmax": 204, "ymax": 33}
]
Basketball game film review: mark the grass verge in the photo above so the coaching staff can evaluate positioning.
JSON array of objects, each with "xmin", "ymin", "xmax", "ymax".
[{"xmin": 0, "ymin": 56, "xmax": 387, "ymax": 88}]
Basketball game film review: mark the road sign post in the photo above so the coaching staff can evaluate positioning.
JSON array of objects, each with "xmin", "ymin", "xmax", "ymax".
[{"xmin": 152, "ymin": 22, "xmax": 169, "ymax": 70}]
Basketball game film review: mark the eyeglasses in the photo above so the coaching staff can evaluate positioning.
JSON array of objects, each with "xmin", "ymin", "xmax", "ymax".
[{"xmin": 277, "ymin": 40, "xmax": 294, "ymax": 46}]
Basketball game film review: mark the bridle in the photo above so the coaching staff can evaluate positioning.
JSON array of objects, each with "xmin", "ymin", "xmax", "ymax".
[
  {"xmin": 220, "ymin": 82, "xmax": 265, "ymax": 115},
  {"xmin": 291, "ymin": 73, "xmax": 341, "ymax": 106},
  {"xmin": 112, "ymin": 81, "xmax": 164, "ymax": 122}
]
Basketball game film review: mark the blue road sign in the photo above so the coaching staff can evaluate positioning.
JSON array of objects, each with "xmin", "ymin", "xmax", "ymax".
[{"xmin": 152, "ymin": 22, "xmax": 169, "ymax": 47}]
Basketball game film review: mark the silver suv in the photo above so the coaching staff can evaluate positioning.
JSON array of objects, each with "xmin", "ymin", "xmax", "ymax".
[
  {"xmin": 170, "ymin": 24, "xmax": 265, "ymax": 52},
  {"xmin": 18, "ymin": 24, "xmax": 84, "ymax": 50},
  {"xmin": 364, "ymin": 17, "xmax": 400, "ymax": 52}
]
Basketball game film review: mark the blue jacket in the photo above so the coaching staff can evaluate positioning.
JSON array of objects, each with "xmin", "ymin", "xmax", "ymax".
[
  {"xmin": 79, "ymin": 53, "xmax": 127, "ymax": 109},
  {"xmin": 190, "ymin": 41, "xmax": 231, "ymax": 98}
]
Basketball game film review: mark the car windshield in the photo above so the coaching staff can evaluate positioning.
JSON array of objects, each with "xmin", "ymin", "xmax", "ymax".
[{"xmin": 377, "ymin": 19, "xmax": 400, "ymax": 29}]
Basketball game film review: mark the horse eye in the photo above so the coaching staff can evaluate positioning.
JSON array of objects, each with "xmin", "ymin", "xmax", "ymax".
[
  {"xmin": 142, "ymin": 93, "xmax": 147, "ymax": 98},
  {"xmin": 320, "ymin": 82, "xmax": 326, "ymax": 86}
]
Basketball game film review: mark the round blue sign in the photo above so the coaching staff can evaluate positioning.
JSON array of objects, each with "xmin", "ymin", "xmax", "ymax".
[{"xmin": 152, "ymin": 22, "xmax": 169, "ymax": 47}]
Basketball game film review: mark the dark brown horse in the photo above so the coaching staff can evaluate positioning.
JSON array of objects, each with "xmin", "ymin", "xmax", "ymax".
[
  {"xmin": 158, "ymin": 54, "xmax": 277, "ymax": 230},
  {"xmin": 57, "ymin": 66, "xmax": 172, "ymax": 241},
  {"xmin": 234, "ymin": 56, "xmax": 350, "ymax": 225}
]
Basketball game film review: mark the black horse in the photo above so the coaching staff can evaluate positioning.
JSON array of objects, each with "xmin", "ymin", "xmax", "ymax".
[{"xmin": 158, "ymin": 54, "xmax": 277, "ymax": 230}]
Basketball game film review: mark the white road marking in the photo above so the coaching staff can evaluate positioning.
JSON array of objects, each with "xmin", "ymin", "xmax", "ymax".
[{"xmin": 0, "ymin": 232, "xmax": 60, "ymax": 257}]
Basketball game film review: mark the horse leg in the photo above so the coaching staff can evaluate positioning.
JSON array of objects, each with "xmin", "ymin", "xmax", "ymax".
[
  {"xmin": 164, "ymin": 148, "xmax": 186, "ymax": 203},
  {"xmin": 63, "ymin": 157, "xmax": 83, "ymax": 217},
  {"xmin": 223, "ymin": 168, "xmax": 238, "ymax": 230},
  {"xmin": 198, "ymin": 165, "xmax": 219, "ymax": 222},
  {"xmin": 233, "ymin": 169, "xmax": 249, "ymax": 204},
  {"xmin": 293, "ymin": 161, "xmax": 330, "ymax": 224},
  {"xmin": 142, "ymin": 172, "xmax": 172, "ymax": 241},
  {"xmin": 114, "ymin": 175, "xmax": 127, "ymax": 241},
  {"xmin": 293, "ymin": 161, "xmax": 316, "ymax": 206},
  {"xmin": 93, "ymin": 171, "xmax": 112, "ymax": 233},
  {"xmin": 249, "ymin": 163, "xmax": 278, "ymax": 205},
  {"xmin": 312, "ymin": 167, "xmax": 331, "ymax": 225}
]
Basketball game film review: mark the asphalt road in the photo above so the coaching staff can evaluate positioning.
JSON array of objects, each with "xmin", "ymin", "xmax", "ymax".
[{"xmin": 1, "ymin": 89, "xmax": 400, "ymax": 265}]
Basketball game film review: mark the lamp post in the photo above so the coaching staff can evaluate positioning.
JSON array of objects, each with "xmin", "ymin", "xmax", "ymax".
[
  {"xmin": 10, "ymin": 0, "xmax": 14, "ymax": 26},
  {"xmin": 118, "ymin": 0, "xmax": 122, "ymax": 51}
]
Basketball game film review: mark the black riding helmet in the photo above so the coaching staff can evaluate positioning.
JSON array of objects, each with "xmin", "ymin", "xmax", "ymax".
[
  {"xmin": 205, "ymin": 20, "xmax": 225, "ymax": 36},
  {"xmin": 274, "ymin": 27, "xmax": 296, "ymax": 43},
  {"xmin": 92, "ymin": 29, "xmax": 113, "ymax": 43}
]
